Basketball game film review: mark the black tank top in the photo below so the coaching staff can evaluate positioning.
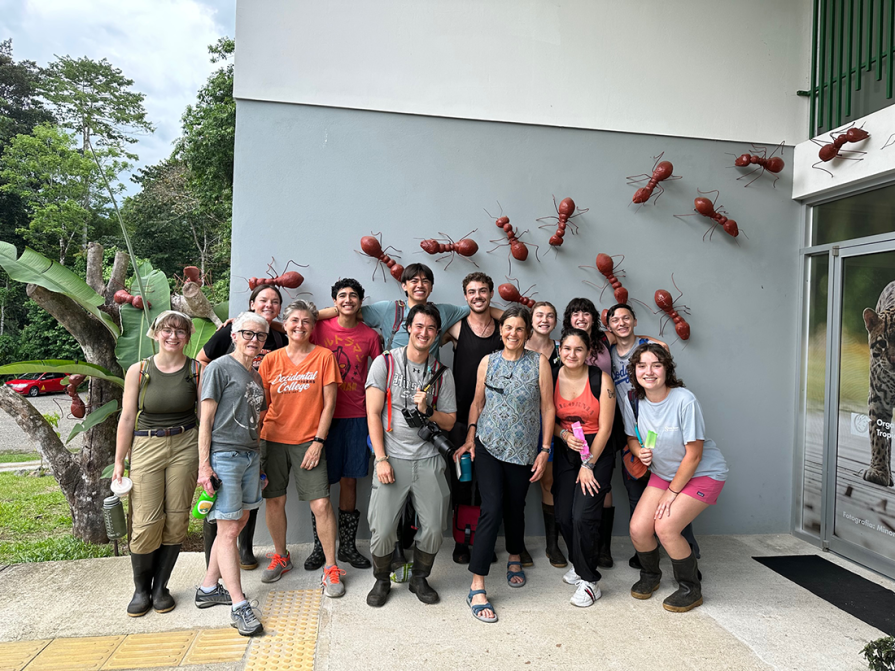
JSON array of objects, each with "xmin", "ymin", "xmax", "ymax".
[{"xmin": 453, "ymin": 317, "xmax": 502, "ymax": 424}]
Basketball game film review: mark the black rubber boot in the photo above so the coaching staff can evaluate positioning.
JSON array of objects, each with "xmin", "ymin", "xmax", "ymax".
[
  {"xmin": 151, "ymin": 544, "xmax": 181, "ymax": 613},
  {"xmin": 304, "ymin": 512, "xmax": 325, "ymax": 571},
  {"xmin": 597, "ymin": 506, "xmax": 615, "ymax": 568},
  {"xmin": 127, "ymin": 551, "xmax": 156, "ymax": 617},
  {"xmin": 408, "ymin": 546, "xmax": 439, "ymax": 604},
  {"xmin": 630, "ymin": 547, "xmax": 662, "ymax": 600},
  {"xmin": 238, "ymin": 508, "xmax": 259, "ymax": 570},
  {"xmin": 203, "ymin": 519, "xmax": 216, "ymax": 568},
  {"xmin": 629, "ymin": 553, "xmax": 642, "ymax": 569},
  {"xmin": 519, "ymin": 546, "xmax": 534, "ymax": 568},
  {"xmin": 452, "ymin": 541, "xmax": 470, "ymax": 564},
  {"xmin": 543, "ymin": 503, "xmax": 567, "ymax": 568},
  {"xmin": 338, "ymin": 509, "xmax": 371, "ymax": 569},
  {"xmin": 663, "ymin": 552, "xmax": 703, "ymax": 612},
  {"xmin": 366, "ymin": 554, "xmax": 392, "ymax": 607},
  {"xmin": 390, "ymin": 542, "xmax": 408, "ymax": 572}
]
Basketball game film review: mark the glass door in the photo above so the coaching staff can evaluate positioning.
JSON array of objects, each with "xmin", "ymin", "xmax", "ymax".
[{"xmin": 826, "ymin": 242, "xmax": 895, "ymax": 574}]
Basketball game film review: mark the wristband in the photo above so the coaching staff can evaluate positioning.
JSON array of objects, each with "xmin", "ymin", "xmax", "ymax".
[
  {"xmin": 581, "ymin": 460, "xmax": 595, "ymax": 471},
  {"xmin": 468, "ymin": 423, "xmax": 477, "ymax": 431},
  {"xmin": 375, "ymin": 455, "xmax": 389, "ymax": 464},
  {"xmin": 539, "ymin": 446, "xmax": 551, "ymax": 454},
  {"xmin": 313, "ymin": 436, "xmax": 325, "ymax": 446},
  {"xmin": 669, "ymin": 487, "xmax": 681, "ymax": 495}
]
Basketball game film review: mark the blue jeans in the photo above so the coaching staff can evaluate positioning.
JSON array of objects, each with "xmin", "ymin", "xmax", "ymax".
[{"xmin": 208, "ymin": 450, "xmax": 262, "ymax": 522}]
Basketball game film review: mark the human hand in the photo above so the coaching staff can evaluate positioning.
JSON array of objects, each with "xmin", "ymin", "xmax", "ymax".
[
  {"xmin": 112, "ymin": 461, "xmax": 125, "ymax": 484},
  {"xmin": 529, "ymin": 451, "xmax": 548, "ymax": 482},
  {"xmin": 454, "ymin": 439, "xmax": 475, "ymax": 462},
  {"xmin": 301, "ymin": 442, "xmax": 323, "ymax": 470},
  {"xmin": 376, "ymin": 460, "xmax": 395, "ymax": 484},
  {"xmin": 219, "ymin": 317, "xmax": 234, "ymax": 331},
  {"xmin": 654, "ymin": 489, "xmax": 678, "ymax": 520},
  {"xmin": 413, "ymin": 389, "xmax": 428, "ymax": 414},
  {"xmin": 639, "ymin": 447, "xmax": 653, "ymax": 467},
  {"xmin": 198, "ymin": 464, "xmax": 217, "ymax": 496},
  {"xmin": 561, "ymin": 429, "xmax": 586, "ymax": 452},
  {"xmin": 576, "ymin": 466, "xmax": 600, "ymax": 496}
]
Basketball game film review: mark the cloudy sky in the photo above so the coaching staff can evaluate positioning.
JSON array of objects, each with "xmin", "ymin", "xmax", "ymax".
[{"xmin": 0, "ymin": 0, "xmax": 236, "ymax": 189}]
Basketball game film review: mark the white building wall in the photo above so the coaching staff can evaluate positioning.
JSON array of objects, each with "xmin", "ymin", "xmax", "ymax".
[{"xmin": 234, "ymin": 0, "xmax": 813, "ymax": 144}]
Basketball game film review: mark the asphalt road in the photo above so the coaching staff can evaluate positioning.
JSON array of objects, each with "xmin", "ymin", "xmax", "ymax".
[{"xmin": 0, "ymin": 392, "xmax": 82, "ymax": 454}]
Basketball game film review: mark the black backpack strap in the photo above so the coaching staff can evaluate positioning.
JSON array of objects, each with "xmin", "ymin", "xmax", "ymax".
[{"xmin": 587, "ymin": 365, "xmax": 602, "ymax": 399}]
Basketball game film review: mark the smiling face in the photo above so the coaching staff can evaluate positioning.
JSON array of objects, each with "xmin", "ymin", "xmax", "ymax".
[
  {"xmin": 559, "ymin": 335, "xmax": 587, "ymax": 369},
  {"xmin": 334, "ymin": 287, "xmax": 360, "ymax": 317},
  {"xmin": 250, "ymin": 288, "xmax": 282, "ymax": 324},
  {"xmin": 408, "ymin": 313, "xmax": 439, "ymax": 355},
  {"xmin": 634, "ymin": 351, "xmax": 667, "ymax": 393},
  {"xmin": 154, "ymin": 320, "xmax": 190, "ymax": 353},
  {"xmin": 500, "ymin": 316, "xmax": 530, "ymax": 352},
  {"xmin": 531, "ymin": 305, "xmax": 557, "ymax": 337},
  {"xmin": 232, "ymin": 319, "xmax": 269, "ymax": 358},
  {"xmin": 464, "ymin": 281, "xmax": 492, "ymax": 314},
  {"xmin": 607, "ymin": 307, "xmax": 636, "ymax": 339},
  {"xmin": 570, "ymin": 310, "xmax": 594, "ymax": 334},
  {"xmin": 402, "ymin": 274, "xmax": 433, "ymax": 304},
  {"xmin": 284, "ymin": 310, "xmax": 315, "ymax": 344}
]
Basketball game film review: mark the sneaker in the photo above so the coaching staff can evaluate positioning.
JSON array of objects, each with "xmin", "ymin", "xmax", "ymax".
[
  {"xmin": 562, "ymin": 567, "xmax": 581, "ymax": 585},
  {"xmin": 570, "ymin": 580, "xmax": 601, "ymax": 607},
  {"xmin": 230, "ymin": 601, "xmax": 263, "ymax": 637},
  {"xmin": 195, "ymin": 583, "xmax": 232, "ymax": 609},
  {"xmin": 322, "ymin": 565, "xmax": 347, "ymax": 598},
  {"xmin": 261, "ymin": 552, "xmax": 293, "ymax": 583}
]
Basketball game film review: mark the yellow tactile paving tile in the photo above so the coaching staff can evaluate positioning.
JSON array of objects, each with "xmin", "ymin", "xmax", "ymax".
[
  {"xmin": 0, "ymin": 638, "xmax": 50, "ymax": 671},
  {"xmin": 102, "ymin": 630, "xmax": 196, "ymax": 669},
  {"xmin": 260, "ymin": 589, "xmax": 321, "ymax": 638},
  {"xmin": 23, "ymin": 635, "xmax": 125, "ymax": 671},
  {"xmin": 181, "ymin": 627, "xmax": 250, "ymax": 666},
  {"xmin": 244, "ymin": 636, "xmax": 316, "ymax": 671}
]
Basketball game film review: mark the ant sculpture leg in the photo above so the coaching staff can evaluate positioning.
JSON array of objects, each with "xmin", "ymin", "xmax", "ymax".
[{"xmin": 883, "ymin": 133, "xmax": 895, "ymax": 150}]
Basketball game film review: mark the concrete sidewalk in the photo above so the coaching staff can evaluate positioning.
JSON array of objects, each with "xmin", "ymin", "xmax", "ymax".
[{"xmin": 0, "ymin": 534, "xmax": 891, "ymax": 670}]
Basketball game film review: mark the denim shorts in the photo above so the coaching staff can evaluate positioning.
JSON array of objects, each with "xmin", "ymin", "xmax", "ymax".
[
  {"xmin": 208, "ymin": 449, "xmax": 263, "ymax": 522},
  {"xmin": 325, "ymin": 417, "xmax": 371, "ymax": 484}
]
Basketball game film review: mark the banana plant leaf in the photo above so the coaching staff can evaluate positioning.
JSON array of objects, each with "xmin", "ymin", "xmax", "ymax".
[
  {"xmin": 66, "ymin": 400, "xmax": 119, "ymax": 444},
  {"xmin": 0, "ymin": 242, "xmax": 120, "ymax": 337},
  {"xmin": 0, "ymin": 360, "xmax": 124, "ymax": 386},
  {"xmin": 213, "ymin": 301, "xmax": 229, "ymax": 322},
  {"xmin": 184, "ymin": 317, "xmax": 218, "ymax": 359},
  {"xmin": 115, "ymin": 261, "xmax": 171, "ymax": 370}
]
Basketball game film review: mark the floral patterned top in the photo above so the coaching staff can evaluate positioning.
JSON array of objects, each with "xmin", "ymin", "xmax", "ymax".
[{"xmin": 477, "ymin": 349, "xmax": 542, "ymax": 465}]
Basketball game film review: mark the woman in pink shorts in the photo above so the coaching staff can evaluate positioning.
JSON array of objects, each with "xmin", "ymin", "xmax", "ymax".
[{"xmin": 620, "ymin": 343, "xmax": 728, "ymax": 613}]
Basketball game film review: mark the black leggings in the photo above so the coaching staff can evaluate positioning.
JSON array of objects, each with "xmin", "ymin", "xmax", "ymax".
[
  {"xmin": 553, "ymin": 435, "xmax": 615, "ymax": 583},
  {"xmin": 468, "ymin": 440, "xmax": 532, "ymax": 577}
]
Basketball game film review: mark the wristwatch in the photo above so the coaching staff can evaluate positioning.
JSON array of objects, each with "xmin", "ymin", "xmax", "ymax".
[
  {"xmin": 423, "ymin": 405, "xmax": 434, "ymax": 418},
  {"xmin": 313, "ymin": 436, "xmax": 326, "ymax": 446},
  {"xmin": 581, "ymin": 460, "xmax": 595, "ymax": 471},
  {"xmin": 539, "ymin": 446, "xmax": 551, "ymax": 455}
]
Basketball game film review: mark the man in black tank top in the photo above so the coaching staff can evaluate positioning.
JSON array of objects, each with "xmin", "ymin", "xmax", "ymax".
[{"xmin": 442, "ymin": 272, "xmax": 505, "ymax": 564}]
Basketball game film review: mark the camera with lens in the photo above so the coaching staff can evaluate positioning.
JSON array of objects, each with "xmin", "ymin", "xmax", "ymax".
[{"xmin": 402, "ymin": 407, "xmax": 455, "ymax": 458}]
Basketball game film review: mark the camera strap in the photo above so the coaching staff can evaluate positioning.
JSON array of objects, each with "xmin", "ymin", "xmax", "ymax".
[{"xmin": 382, "ymin": 349, "xmax": 444, "ymax": 432}]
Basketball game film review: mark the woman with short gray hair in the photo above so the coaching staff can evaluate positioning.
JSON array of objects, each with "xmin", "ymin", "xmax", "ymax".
[{"xmin": 257, "ymin": 300, "xmax": 347, "ymax": 597}]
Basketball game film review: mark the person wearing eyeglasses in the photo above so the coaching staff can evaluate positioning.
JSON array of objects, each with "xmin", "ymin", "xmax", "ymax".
[
  {"xmin": 257, "ymin": 300, "xmax": 346, "ymax": 598},
  {"xmin": 113, "ymin": 310, "xmax": 202, "ymax": 618},
  {"xmin": 196, "ymin": 311, "xmax": 269, "ymax": 636}
]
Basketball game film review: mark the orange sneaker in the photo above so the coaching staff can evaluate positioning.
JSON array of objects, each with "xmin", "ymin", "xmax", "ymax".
[{"xmin": 261, "ymin": 552, "xmax": 293, "ymax": 583}]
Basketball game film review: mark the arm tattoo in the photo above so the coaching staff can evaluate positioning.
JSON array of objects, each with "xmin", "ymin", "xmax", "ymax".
[{"xmin": 607, "ymin": 390, "xmax": 615, "ymax": 399}]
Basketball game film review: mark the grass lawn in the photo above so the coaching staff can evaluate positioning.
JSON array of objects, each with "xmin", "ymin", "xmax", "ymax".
[
  {"xmin": 0, "ymin": 472, "xmax": 206, "ymax": 564},
  {"xmin": 0, "ymin": 452, "xmax": 41, "ymax": 464}
]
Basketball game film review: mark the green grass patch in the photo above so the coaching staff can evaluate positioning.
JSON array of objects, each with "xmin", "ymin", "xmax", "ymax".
[{"xmin": 0, "ymin": 452, "xmax": 42, "ymax": 463}]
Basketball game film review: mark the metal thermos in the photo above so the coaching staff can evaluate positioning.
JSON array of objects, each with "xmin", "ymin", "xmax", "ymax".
[
  {"xmin": 459, "ymin": 454, "xmax": 473, "ymax": 482},
  {"xmin": 103, "ymin": 495, "xmax": 127, "ymax": 540}
]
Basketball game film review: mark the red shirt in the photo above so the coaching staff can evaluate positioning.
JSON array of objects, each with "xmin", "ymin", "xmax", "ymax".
[
  {"xmin": 554, "ymin": 377, "xmax": 601, "ymax": 435},
  {"xmin": 311, "ymin": 318, "xmax": 382, "ymax": 418}
]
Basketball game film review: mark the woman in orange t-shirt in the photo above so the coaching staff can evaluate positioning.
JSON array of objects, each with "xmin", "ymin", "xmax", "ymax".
[{"xmin": 258, "ymin": 300, "xmax": 346, "ymax": 597}]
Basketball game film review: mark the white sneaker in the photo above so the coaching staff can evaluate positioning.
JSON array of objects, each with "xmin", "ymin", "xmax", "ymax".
[
  {"xmin": 562, "ymin": 567, "xmax": 581, "ymax": 585},
  {"xmin": 570, "ymin": 580, "xmax": 601, "ymax": 607}
]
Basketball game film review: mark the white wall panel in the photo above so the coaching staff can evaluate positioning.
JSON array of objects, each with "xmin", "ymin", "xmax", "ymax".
[{"xmin": 235, "ymin": 0, "xmax": 813, "ymax": 144}]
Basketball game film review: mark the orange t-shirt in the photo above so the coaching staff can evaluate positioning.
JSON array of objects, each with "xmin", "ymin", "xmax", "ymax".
[
  {"xmin": 554, "ymin": 376, "xmax": 601, "ymax": 435},
  {"xmin": 259, "ymin": 346, "xmax": 342, "ymax": 445}
]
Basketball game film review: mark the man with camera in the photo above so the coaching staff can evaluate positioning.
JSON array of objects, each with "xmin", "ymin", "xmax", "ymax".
[{"xmin": 364, "ymin": 303, "xmax": 457, "ymax": 607}]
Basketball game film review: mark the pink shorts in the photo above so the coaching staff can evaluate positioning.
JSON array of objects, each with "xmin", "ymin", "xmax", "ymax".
[{"xmin": 648, "ymin": 473, "xmax": 725, "ymax": 505}]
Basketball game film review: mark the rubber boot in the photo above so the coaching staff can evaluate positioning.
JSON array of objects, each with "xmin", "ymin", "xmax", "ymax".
[
  {"xmin": 597, "ymin": 506, "xmax": 615, "ymax": 568},
  {"xmin": 630, "ymin": 547, "xmax": 662, "ymax": 600},
  {"xmin": 366, "ymin": 554, "xmax": 392, "ymax": 607},
  {"xmin": 203, "ymin": 519, "xmax": 216, "ymax": 568},
  {"xmin": 338, "ymin": 509, "xmax": 371, "ymax": 569},
  {"xmin": 238, "ymin": 508, "xmax": 259, "ymax": 570},
  {"xmin": 408, "ymin": 546, "xmax": 439, "ymax": 604},
  {"xmin": 452, "ymin": 540, "xmax": 470, "ymax": 564},
  {"xmin": 304, "ymin": 512, "xmax": 325, "ymax": 570},
  {"xmin": 127, "ymin": 551, "xmax": 156, "ymax": 617},
  {"xmin": 519, "ymin": 546, "xmax": 534, "ymax": 568},
  {"xmin": 543, "ymin": 503, "xmax": 567, "ymax": 568},
  {"xmin": 151, "ymin": 544, "xmax": 181, "ymax": 613},
  {"xmin": 663, "ymin": 552, "xmax": 703, "ymax": 612}
]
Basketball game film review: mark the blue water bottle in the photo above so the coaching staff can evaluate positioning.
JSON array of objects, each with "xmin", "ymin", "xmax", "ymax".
[{"xmin": 459, "ymin": 454, "xmax": 473, "ymax": 482}]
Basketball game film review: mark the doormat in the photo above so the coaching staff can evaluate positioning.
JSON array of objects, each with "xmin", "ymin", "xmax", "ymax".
[{"xmin": 753, "ymin": 554, "xmax": 895, "ymax": 634}]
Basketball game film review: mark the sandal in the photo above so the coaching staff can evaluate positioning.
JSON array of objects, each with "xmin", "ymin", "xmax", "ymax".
[
  {"xmin": 507, "ymin": 561, "xmax": 526, "ymax": 588},
  {"xmin": 467, "ymin": 589, "xmax": 498, "ymax": 623}
]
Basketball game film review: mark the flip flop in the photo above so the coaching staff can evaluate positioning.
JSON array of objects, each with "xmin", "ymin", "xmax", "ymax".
[
  {"xmin": 467, "ymin": 589, "xmax": 498, "ymax": 623},
  {"xmin": 507, "ymin": 561, "xmax": 526, "ymax": 588}
]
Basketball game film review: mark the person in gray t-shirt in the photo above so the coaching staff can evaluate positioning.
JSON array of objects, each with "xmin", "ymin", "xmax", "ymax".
[
  {"xmin": 622, "ymin": 342, "xmax": 728, "ymax": 615},
  {"xmin": 364, "ymin": 304, "xmax": 457, "ymax": 608}
]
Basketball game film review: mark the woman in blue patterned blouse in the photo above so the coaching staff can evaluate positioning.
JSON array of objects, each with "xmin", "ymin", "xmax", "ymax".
[{"xmin": 453, "ymin": 306, "xmax": 556, "ymax": 623}]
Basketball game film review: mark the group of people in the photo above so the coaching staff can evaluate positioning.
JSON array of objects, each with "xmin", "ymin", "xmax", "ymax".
[{"xmin": 111, "ymin": 262, "xmax": 728, "ymax": 635}]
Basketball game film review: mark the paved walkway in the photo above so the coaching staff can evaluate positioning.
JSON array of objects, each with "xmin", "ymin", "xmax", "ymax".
[{"xmin": 0, "ymin": 534, "xmax": 891, "ymax": 670}]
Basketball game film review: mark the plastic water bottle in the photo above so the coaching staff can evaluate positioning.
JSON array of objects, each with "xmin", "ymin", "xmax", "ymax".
[
  {"xmin": 459, "ymin": 454, "xmax": 473, "ymax": 482},
  {"xmin": 103, "ymin": 495, "xmax": 127, "ymax": 540},
  {"xmin": 191, "ymin": 476, "xmax": 222, "ymax": 519}
]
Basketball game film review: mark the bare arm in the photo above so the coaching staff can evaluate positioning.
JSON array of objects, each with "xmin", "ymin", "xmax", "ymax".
[
  {"xmin": 489, "ymin": 306, "xmax": 504, "ymax": 320},
  {"xmin": 530, "ymin": 353, "xmax": 555, "ymax": 481},
  {"xmin": 587, "ymin": 373, "xmax": 616, "ymax": 462},
  {"xmin": 301, "ymin": 382, "xmax": 337, "ymax": 469},
  {"xmin": 442, "ymin": 320, "xmax": 462, "ymax": 346},
  {"xmin": 317, "ymin": 307, "xmax": 338, "ymax": 321},
  {"xmin": 112, "ymin": 363, "xmax": 141, "ymax": 483},
  {"xmin": 366, "ymin": 386, "xmax": 394, "ymax": 484},
  {"xmin": 654, "ymin": 439, "xmax": 704, "ymax": 520},
  {"xmin": 197, "ymin": 398, "xmax": 218, "ymax": 495},
  {"xmin": 196, "ymin": 349, "xmax": 212, "ymax": 366},
  {"xmin": 454, "ymin": 356, "xmax": 488, "ymax": 460}
]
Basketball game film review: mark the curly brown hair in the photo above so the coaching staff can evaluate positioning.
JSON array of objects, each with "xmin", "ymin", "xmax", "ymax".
[
  {"xmin": 462, "ymin": 272, "xmax": 494, "ymax": 293},
  {"xmin": 626, "ymin": 342, "xmax": 685, "ymax": 399}
]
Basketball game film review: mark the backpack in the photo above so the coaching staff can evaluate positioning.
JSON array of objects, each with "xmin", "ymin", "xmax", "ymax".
[
  {"xmin": 622, "ymin": 391, "xmax": 649, "ymax": 480},
  {"xmin": 381, "ymin": 349, "xmax": 445, "ymax": 432},
  {"xmin": 385, "ymin": 301, "xmax": 406, "ymax": 351}
]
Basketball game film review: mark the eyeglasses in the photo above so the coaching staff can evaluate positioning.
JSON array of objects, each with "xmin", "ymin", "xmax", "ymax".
[
  {"xmin": 237, "ymin": 329, "xmax": 268, "ymax": 342},
  {"xmin": 159, "ymin": 328, "xmax": 188, "ymax": 338}
]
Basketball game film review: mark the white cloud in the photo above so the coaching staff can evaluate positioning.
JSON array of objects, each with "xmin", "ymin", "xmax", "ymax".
[{"xmin": 3, "ymin": 0, "xmax": 235, "ymax": 190}]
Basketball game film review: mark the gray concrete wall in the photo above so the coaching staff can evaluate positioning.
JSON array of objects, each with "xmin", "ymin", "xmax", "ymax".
[{"xmin": 231, "ymin": 99, "xmax": 801, "ymax": 544}]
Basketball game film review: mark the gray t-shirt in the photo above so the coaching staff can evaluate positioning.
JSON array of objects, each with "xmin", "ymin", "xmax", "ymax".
[
  {"xmin": 610, "ymin": 339, "xmax": 654, "ymax": 414},
  {"xmin": 360, "ymin": 301, "xmax": 470, "ymax": 358},
  {"xmin": 621, "ymin": 387, "xmax": 728, "ymax": 482},
  {"xmin": 365, "ymin": 347, "xmax": 457, "ymax": 460},
  {"xmin": 201, "ymin": 355, "xmax": 268, "ymax": 452}
]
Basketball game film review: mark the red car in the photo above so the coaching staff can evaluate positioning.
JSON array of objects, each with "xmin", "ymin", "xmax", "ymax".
[{"xmin": 5, "ymin": 372, "xmax": 68, "ymax": 397}]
